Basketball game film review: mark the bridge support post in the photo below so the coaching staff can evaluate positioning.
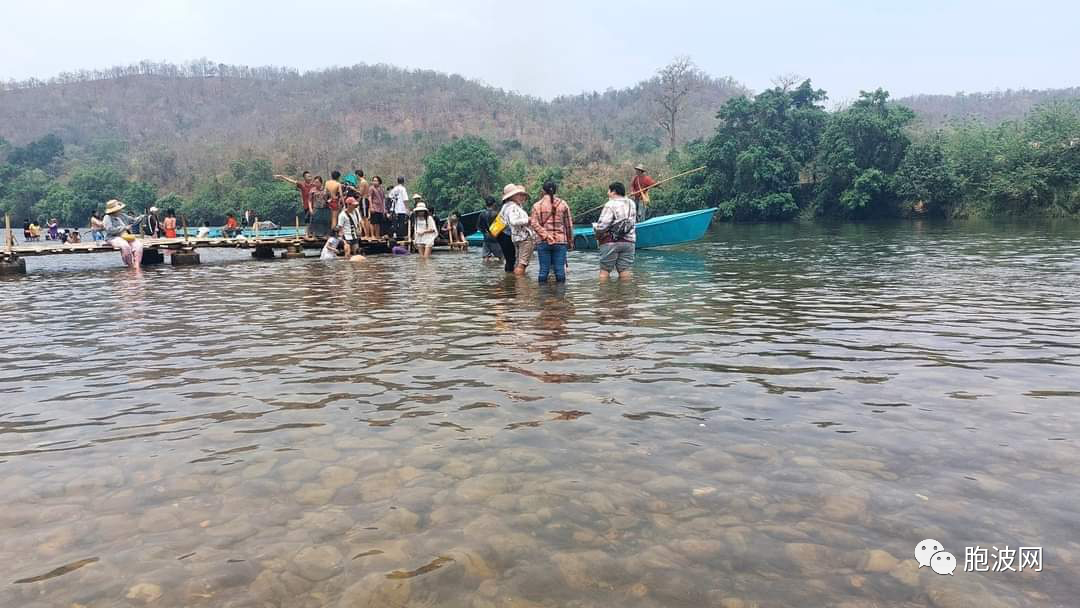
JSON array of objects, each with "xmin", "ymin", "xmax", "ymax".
[
  {"xmin": 280, "ymin": 243, "xmax": 305, "ymax": 259},
  {"xmin": 142, "ymin": 249, "xmax": 165, "ymax": 265},
  {"xmin": 0, "ymin": 254, "xmax": 26, "ymax": 276},
  {"xmin": 252, "ymin": 245, "xmax": 275, "ymax": 260},
  {"xmin": 171, "ymin": 248, "xmax": 201, "ymax": 266}
]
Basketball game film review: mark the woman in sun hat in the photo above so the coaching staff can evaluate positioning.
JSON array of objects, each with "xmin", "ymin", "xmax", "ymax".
[
  {"xmin": 499, "ymin": 183, "xmax": 536, "ymax": 276},
  {"xmin": 103, "ymin": 199, "xmax": 146, "ymax": 269},
  {"xmin": 411, "ymin": 199, "xmax": 438, "ymax": 258}
]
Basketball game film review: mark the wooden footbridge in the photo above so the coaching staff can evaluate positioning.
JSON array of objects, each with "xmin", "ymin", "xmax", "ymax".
[{"xmin": 0, "ymin": 215, "xmax": 398, "ymax": 275}]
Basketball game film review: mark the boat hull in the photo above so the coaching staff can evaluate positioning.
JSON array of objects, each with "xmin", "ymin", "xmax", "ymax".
[{"xmin": 466, "ymin": 207, "xmax": 717, "ymax": 250}]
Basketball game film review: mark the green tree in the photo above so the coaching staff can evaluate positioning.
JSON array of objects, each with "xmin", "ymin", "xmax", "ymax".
[
  {"xmin": 530, "ymin": 166, "xmax": 565, "ymax": 199},
  {"xmin": 671, "ymin": 80, "xmax": 827, "ymax": 220},
  {"xmin": 416, "ymin": 136, "xmax": 500, "ymax": 215},
  {"xmin": 1, "ymin": 169, "xmax": 51, "ymax": 222},
  {"xmin": 9, "ymin": 134, "xmax": 64, "ymax": 175},
  {"xmin": 895, "ymin": 135, "xmax": 960, "ymax": 216},
  {"xmin": 814, "ymin": 89, "xmax": 916, "ymax": 218}
]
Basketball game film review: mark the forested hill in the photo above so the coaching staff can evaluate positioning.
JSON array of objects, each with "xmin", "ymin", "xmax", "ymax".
[
  {"xmin": 0, "ymin": 60, "xmax": 747, "ymax": 191},
  {"xmin": 898, "ymin": 87, "xmax": 1080, "ymax": 128}
]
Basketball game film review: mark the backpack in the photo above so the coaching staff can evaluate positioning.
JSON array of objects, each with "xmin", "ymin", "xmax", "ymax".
[{"xmin": 605, "ymin": 199, "xmax": 635, "ymax": 241}]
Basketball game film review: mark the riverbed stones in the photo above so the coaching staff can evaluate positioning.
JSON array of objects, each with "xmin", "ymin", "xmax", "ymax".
[
  {"xmin": 319, "ymin": 465, "xmax": 358, "ymax": 490},
  {"xmin": 279, "ymin": 459, "xmax": 321, "ymax": 482},
  {"xmin": 337, "ymin": 573, "xmax": 410, "ymax": 608},
  {"xmin": 857, "ymin": 549, "xmax": 900, "ymax": 573},
  {"xmin": 126, "ymin": 583, "xmax": 163, "ymax": 603},
  {"xmin": 821, "ymin": 495, "xmax": 868, "ymax": 523},
  {"xmin": 291, "ymin": 545, "xmax": 344, "ymax": 582},
  {"xmin": 455, "ymin": 474, "xmax": 509, "ymax": 502},
  {"xmin": 295, "ymin": 483, "xmax": 335, "ymax": 505}
]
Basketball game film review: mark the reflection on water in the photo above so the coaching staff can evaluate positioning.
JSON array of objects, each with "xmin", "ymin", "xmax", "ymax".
[{"xmin": 1, "ymin": 220, "xmax": 1079, "ymax": 606}]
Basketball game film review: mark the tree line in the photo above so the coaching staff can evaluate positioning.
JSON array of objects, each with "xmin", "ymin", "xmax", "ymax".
[
  {"xmin": 3, "ymin": 74, "xmax": 1077, "ymax": 228},
  {"xmin": 652, "ymin": 81, "xmax": 1080, "ymax": 221}
]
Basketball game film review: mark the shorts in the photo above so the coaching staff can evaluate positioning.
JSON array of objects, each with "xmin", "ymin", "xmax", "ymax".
[
  {"xmin": 360, "ymin": 199, "xmax": 371, "ymax": 218},
  {"xmin": 482, "ymin": 239, "xmax": 503, "ymax": 259},
  {"xmin": 514, "ymin": 238, "xmax": 535, "ymax": 267},
  {"xmin": 348, "ymin": 238, "xmax": 360, "ymax": 251},
  {"xmin": 599, "ymin": 241, "xmax": 635, "ymax": 272},
  {"xmin": 371, "ymin": 212, "xmax": 386, "ymax": 226}
]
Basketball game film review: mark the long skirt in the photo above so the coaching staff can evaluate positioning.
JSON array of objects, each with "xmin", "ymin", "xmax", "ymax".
[{"xmin": 310, "ymin": 207, "xmax": 332, "ymax": 237}]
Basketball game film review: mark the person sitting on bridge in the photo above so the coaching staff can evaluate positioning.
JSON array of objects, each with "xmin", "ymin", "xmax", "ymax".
[
  {"xmin": 223, "ymin": 213, "xmax": 241, "ymax": 238},
  {"xmin": 103, "ymin": 199, "xmax": 146, "ymax": 269}
]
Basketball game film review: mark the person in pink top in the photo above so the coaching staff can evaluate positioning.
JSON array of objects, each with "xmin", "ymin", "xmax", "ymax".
[
  {"xmin": 368, "ymin": 176, "xmax": 387, "ymax": 238},
  {"xmin": 529, "ymin": 181, "xmax": 574, "ymax": 283}
]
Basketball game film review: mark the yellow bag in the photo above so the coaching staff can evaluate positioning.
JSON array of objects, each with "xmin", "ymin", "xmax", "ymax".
[
  {"xmin": 121, "ymin": 232, "xmax": 137, "ymax": 242},
  {"xmin": 489, "ymin": 214, "xmax": 507, "ymax": 237}
]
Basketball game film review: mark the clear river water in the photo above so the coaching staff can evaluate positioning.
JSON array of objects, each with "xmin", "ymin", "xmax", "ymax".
[{"xmin": 1, "ymin": 220, "xmax": 1078, "ymax": 607}]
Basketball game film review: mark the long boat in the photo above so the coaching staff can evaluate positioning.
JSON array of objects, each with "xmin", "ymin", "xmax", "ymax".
[{"xmin": 466, "ymin": 207, "xmax": 718, "ymax": 250}]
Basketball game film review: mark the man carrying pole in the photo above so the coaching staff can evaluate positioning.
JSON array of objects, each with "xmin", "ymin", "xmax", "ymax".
[{"xmin": 630, "ymin": 163, "xmax": 657, "ymax": 221}]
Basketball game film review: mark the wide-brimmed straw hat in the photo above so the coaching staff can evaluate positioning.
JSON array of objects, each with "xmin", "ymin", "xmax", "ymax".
[
  {"xmin": 501, "ymin": 183, "xmax": 527, "ymax": 202},
  {"xmin": 634, "ymin": 163, "xmax": 646, "ymax": 172},
  {"xmin": 412, "ymin": 193, "xmax": 424, "ymax": 201},
  {"xmin": 413, "ymin": 202, "xmax": 429, "ymax": 213},
  {"xmin": 105, "ymin": 199, "xmax": 126, "ymax": 214}
]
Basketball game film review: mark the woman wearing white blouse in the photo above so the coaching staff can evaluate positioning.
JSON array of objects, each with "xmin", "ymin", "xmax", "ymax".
[{"xmin": 412, "ymin": 201, "xmax": 437, "ymax": 258}]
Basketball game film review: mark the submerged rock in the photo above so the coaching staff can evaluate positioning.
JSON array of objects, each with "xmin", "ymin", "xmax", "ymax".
[{"xmin": 291, "ymin": 545, "xmax": 344, "ymax": 582}]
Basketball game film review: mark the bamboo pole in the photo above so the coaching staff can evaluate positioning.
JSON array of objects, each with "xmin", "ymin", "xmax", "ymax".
[
  {"xmin": 578, "ymin": 166, "xmax": 706, "ymax": 218},
  {"xmin": 295, "ymin": 215, "xmax": 301, "ymax": 242},
  {"xmin": 182, "ymin": 215, "xmax": 189, "ymax": 244},
  {"xmin": 4, "ymin": 214, "xmax": 11, "ymax": 252},
  {"xmin": 254, "ymin": 216, "xmax": 259, "ymax": 240}
]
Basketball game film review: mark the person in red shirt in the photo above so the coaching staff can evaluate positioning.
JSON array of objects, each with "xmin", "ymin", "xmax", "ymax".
[
  {"xmin": 223, "ymin": 213, "xmax": 240, "ymax": 238},
  {"xmin": 274, "ymin": 171, "xmax": 316, "ymax": 223},
  {"xmin": 630, "ymin": 163, "xmax": 657, "ymax": 221}
]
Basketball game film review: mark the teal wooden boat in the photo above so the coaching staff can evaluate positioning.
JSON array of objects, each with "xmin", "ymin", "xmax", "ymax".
[{"xmin": 466, "ymin": 207, "xmax": 717, "ymax": 250}]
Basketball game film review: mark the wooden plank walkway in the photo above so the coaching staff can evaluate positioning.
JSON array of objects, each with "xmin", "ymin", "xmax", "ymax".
[{"xmin": 7, "ymin": 235, "xmax": 344, "ymax": 256}]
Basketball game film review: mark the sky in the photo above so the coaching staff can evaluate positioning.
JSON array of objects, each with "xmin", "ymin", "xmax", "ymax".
[{"xmin": 1, "ymin": 0, "xmax": 1077, "ymax": 103}]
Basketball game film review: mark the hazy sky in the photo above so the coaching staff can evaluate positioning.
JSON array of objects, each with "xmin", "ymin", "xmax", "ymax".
[{"xmin": 2, "ymin": 0, "xmax": 1077, "ymax": 102}]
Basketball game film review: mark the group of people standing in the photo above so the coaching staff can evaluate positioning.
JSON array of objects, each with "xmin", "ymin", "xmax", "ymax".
[
  {"xmin": 275, "ymin": 169, "xmax": 402, "ymax": 241},
  {"xmin": 478, "ymin": 179, "xmax": 638, "ymax": 282}
]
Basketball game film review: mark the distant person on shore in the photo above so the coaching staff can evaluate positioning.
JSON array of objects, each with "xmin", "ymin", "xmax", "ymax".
[
  {"xmin": 530, "ymin": 180, "xmax": 574, "ymax": 283},
  {"xmin": 478, "ymin": 196, "xmax": 504, "ymax": 262},
  {"xmin": 223, "ymin": 213, "xmax": 241, "ymax": 237},
  {"xmin": 321, "ymin": 226, "xmax": 345, "ymax": 260},
  {"xmin": 22, "ymin": 220, "xmax": 31, "ymax": 241},
  {"xmin": 47, "ymin": 218, "xmax": 59, "ymax": 240},
  {"xmin": 412, "ymin": 201, "xmax": 437, "ymax": 258},
  {"xmin": 630, "ymin": 164, "xmax": 657, "ymax": 221},
  {"xmin": 90, "ymin": 213, "xmax": 106, "ymax": 241},
  {"xmin": 274, "ymin": 171, "xmax": 316, "ymax": 224},
  {"xmin": 103, "ymin": 199, "xmax": 146, "ymax": 269},
  {"xmin": 67, "ymin": 228, "xmax": 81, "ymax": 244},
  {"xmin": 162, "ymin": 209, "xmax": 177, "ymax": 238},
  {"xmin": 28, "ymin": 222, "xmax": 41, "ymax": 241},
  {"xmin": 197, "ymin": 222, "xmax": 211, "ymax": 238},
  {"xmin": 339, "ymin": 194, "xmax": 363, "ymax": 256},
  {"xmin": 594, "ymin": 182, "xmax": 636, "ymax": 280},
  {"xmin": 500, "ymin": 183, "xmax": 536, "ymax": 276},
  {"xmin": 325, "ymin": 170, "xmax": 344, "ymax": 230},
  {"xmin": 389, "ymin": 177, "xmax": 410, "ymax": 238},
  {"xmin": 242, "ymin": 208, "xmax": 256, "ymax": 227},
  {"xmin": 369, "ymin": 176, "xmax": 387, "ymax": 238}
]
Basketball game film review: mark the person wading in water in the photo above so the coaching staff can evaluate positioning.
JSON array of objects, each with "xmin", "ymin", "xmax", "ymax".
[{"xmin": 594, "ymin": 182, "xmax": 637, "ymax": 280}]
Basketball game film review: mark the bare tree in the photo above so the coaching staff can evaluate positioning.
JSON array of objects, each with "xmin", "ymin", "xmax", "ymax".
[
  {"xmin": 771, "ymin": 72, "xmax": 803, "ymax": 92},
  {"xmin": 654, "ymin": 56, "xmax": 702, "ymax": 150}
]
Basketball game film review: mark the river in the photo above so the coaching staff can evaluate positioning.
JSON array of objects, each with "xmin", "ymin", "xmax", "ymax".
[{"xmin": 1, "ymin": 220, "xmax": 1077, "ymax": 607}]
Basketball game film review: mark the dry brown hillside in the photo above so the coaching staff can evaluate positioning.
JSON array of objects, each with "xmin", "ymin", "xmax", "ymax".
[{"xmin": 0, "ymin": 60, "xmax": 748, "ymax": 190}]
